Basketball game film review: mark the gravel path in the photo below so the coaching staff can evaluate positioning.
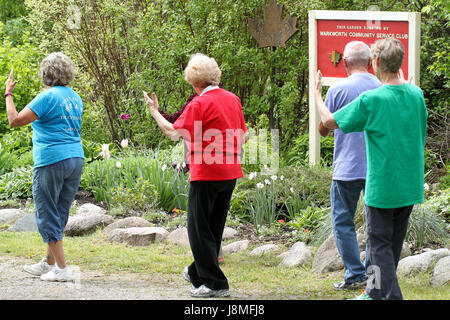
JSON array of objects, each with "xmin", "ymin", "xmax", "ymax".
[{"xmin": 0, "ymin": 255, "xmax": 253, "ymax": 300}]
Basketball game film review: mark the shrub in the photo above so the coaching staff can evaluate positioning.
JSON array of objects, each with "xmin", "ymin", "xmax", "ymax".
[
  {"xmin": 109, "ymin": 178, "xmax": 159, "ymax": 216},
  {"xmin": 0, "ymin": 166, "xmax": 33, "ymax": 199}
]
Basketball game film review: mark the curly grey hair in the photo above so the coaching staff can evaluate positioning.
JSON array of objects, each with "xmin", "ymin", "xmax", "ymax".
[
  {"xmin": 39, "ymin": 52, "xmax": 75, "ymax": 87},
  {"xmin": 184, "ymin": 53, "xmax": 221, "ymax": 88},
  {"xmin": 371, "ymin": 38, "xmax": 405, "ymax": 73}
]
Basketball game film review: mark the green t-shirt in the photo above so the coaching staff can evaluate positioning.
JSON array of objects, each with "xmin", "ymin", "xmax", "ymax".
[{"xmin": 333, "ymin": 84, "xmax": 428, "ymax": 208}]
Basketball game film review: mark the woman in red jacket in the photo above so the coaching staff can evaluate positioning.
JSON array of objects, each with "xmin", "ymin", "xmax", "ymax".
[{"xmin": 143, "ymin": 53, "xmax": 247, "ymax": 298}]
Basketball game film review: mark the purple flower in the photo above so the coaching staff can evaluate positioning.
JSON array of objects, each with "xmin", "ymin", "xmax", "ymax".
[{"xmin": 121, "ymin": 114, "xmax": 130, "ymax": 120}]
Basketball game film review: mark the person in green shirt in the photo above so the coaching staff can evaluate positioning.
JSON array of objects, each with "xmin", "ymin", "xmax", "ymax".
[{"xmin": 315, "ymin": 38, "xmax": 427, "ymax": 300}]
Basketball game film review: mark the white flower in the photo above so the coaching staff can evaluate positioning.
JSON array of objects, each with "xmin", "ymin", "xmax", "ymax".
[
  {"xmin": 271, "ymin": 175, "xmax": 277, "ymax": 181},
  {"xmin": 290, "ymin": 187, "xmax": 295, "ymax": 193},
  {"xmin": 0, "ymin": 142, "xmax": 2, "ymax": 152},
  {"xmin": 264, "ymin": 179, "xmax": 271, "ymax": 185},
  {"xmin": 249, "ymin": 172, "xmax": 257, "ymax": 180},
  {"xmin": 101, "ymin": 144, "xmax": 109, "ymax": 153},
  {"xmin": 100, "ymin": 150, "xmax": 111, "ymax": 159},
  {"xmin": 121, "ymin": 139, "xmax": 129, "ymax": 148},
  {"xmin": 280, "ymin": 176, "xmax": 284, "ymax": 181},
  {"xmin": 256, "ymin": 182, "xmax": 264, "ymax": 189},
  {"xmin": 181, "ymin": 162, "xmax": 186, "ymax": 168},
  {"xmin": 161, "ymin": 164, "xmax": 167, "ymax": 172},
  {"xmin": 424, "ymin": 183, "xmax": 429, "ymax": 191},
  {"xmin": 116, "ymin": 161, "xmax": 122, "ymax": 168},
  {"xmin": 176, "ymin": 163, "xmax": 181, "ymax": 170}
]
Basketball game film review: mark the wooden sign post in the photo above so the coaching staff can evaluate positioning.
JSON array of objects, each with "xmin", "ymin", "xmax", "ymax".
[{"xmin": 308, "ymin": 10, "xmax": 421, "ymax": 165}]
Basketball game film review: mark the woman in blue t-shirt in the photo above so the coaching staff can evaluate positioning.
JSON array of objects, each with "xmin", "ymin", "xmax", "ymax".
[{"xmin": 4, "ymin": 52, "xmax": 84, "ymax": 282}]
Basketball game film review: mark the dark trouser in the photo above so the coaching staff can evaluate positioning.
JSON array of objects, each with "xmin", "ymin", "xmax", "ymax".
[
  {"xmin": 186, "ymin": 179, "xmax": 236, "ymax": 290},
  {"xmin": 365, "ymin": 205, "xmax": 413, "ymax": 300}
]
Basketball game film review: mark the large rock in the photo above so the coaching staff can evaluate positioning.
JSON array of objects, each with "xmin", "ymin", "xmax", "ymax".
[
  {"xmin": 102, "ymin": 217, "xmax": 151, "ymax": 235},
  {"xmin": 223, "ymin": 240, "xmax": 249, "ymax": 255},
  {"xmin": 430, "ymin": 255, "xmax": 450, "ymax": 286},
  {"xmin": 278, "ymin": 242, "xmax": 312, "ymax": 267},
  {"xmin": 0, "ymin": 209, "xmax": 25, "ymax": 225},
  {"xmin": 312, "ymin": 232, "xmax": 366, "ymax": 274},
  {"xmin": 64, "ymin": 204, "xmax": 114, "ymax": 236},
  {"xmin": 167, "ymin": 227, "xmax": 190, "ymax": 247},
  {"xmin": 108, "ymin": 227, "xmax": 169, "ymax": 246},
  {"xmin": 398, "ymin": 248, "xmax": 450, "ymax": 276},
  {"xmin": 249, "ymin": 244, "xmax": 280, "ymax": 256},
  {"xmin": 222, "ymin": 227, "xmax": 238, "ymax": 239},
  {"xmin": 8, "ymin": 214, "xmax": 38, "ymax": 232}
]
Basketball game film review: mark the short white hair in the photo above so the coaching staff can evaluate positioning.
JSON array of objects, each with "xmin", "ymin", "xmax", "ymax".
[
  {"xmin": 343, "ymin": 41, "xmax": 372, "ymax": 67},
  {"xmin": 39, "ymin": 52, "xmax": 74, "ymax": 87},
  {"xmin": 184, "ymin": 53, "xmax": 221, "ymax": 88}
]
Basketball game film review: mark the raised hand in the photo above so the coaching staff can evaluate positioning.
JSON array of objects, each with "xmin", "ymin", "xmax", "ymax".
[
  {"xmin": 5, "ymin": 69, "xmax": 18, "ymax": 94},
  {"xmin": 315, "ymin": 70, "xmax": 323, "ymax": 93},
  {"xmin": 143, "ymin": 91, "xmax": 159, "ymax": 113},
  {"xmin": 398, "ymin": 69, "xmax": 413, "ymax": 84}
]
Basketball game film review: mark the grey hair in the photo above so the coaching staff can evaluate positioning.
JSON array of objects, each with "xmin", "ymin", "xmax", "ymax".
[
  {"xmin": 184, "ymin": 53, "xmax": 221, "ymax": 88},
  {"xmin": 371, "ymin": 38, "xmax": 405, "ymax": 73},
  {"xmin": 39, "ymin": 52, "xmax": 75, "ymax": 87},
  {"xmin": 343, "ymin": 41, "xmax": 372, "ymax": 67}
]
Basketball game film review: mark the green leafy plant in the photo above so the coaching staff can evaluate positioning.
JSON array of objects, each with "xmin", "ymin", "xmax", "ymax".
[{"xmin": 0, "ymin": 166, "xmax": 33, "ymax": 199}]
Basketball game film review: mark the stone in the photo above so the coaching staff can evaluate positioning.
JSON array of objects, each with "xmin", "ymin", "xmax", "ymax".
[
  {"xmin": 222, "ymin": 227, "xmax": 238, "ymax": 239},
  {"xmin": 312, "ymin": 232, "xmax": 366, "ymax": 273},
  {"xmin": 278, "ymin": 242, "xmax": 312, "ymax": 267},
  {"xmin": 249, "ymin": 244, "xmax": 280, "ymax": 256},
  {"xmin": 0, "ymin": 209, "xmax": 25, "ymax": 225},
  {"xmin": 312, "ymin": 234, "xmax": 344, "ymax": 273},
  {"xmin": 167, "ymin": 227, "xmax": 190, "ymax": 247},
  {"xmin": 108, "ymin": 227, "xmax": 169, "ymax": 246},
  {"xmin": 397, "ymin": 248, "xmax": 450, "ymax": 276},
  {"xmin": 64, "ymin": 204, "xmax": 114, "ymax": 236},
  {"xmin": 8, "ymin": 214, "xmax": 38, "ymax": 232},
  {"xmin": 102, "ymin": 217, "xmax": 151, "ymax": 235},
  {"xmin": 223, "ymin": 240, "xmax": 249, "ymax": 255},
  {"xmin": 430, "ymin": 256, "xmax": 450, "ymax": 286}
]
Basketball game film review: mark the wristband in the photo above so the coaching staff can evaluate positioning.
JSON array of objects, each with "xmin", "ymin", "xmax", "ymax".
[{"xmin": 4, "ymin": 92, "xmax": 12, "ymax": 99}]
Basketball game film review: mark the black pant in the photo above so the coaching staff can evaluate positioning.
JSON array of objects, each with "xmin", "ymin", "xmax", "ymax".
[
  {"xmin": 186, "ymin": 179, "xmax": 236, "ymax": 290},
  {"xmin": 365, "ymin": 205, "xmax": 413, "ymax": 300}
]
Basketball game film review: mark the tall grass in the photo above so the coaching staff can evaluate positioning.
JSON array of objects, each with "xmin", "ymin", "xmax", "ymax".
[{"xmin": 80, "ymin": 155, "xmax": 189, "ymax": 212}]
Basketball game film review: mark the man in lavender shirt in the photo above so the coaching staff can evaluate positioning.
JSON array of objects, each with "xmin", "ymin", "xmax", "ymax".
[{"xmin": 319, "ymin": 41, "xmax": 381, "ymax": 290}]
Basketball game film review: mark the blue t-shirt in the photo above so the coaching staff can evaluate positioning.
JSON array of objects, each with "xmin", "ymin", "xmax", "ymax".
[
  {"xmin": 325, "ymin": 73, "xmax": 381, "ymax": 181},
  {"xmin": 27, "ymin": 86, "xmax": 84, "ymax": 168}
]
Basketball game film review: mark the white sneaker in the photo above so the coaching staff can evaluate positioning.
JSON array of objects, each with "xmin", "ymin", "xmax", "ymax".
[
  {"xmin": 23, "ymin": 258, "xmax": 55, "ymax": 276},
  {"xmin": 40, "ymin": 266, "xmax": 73, "ymax": 282},
  {"xmin": 190, "ymin": 285, "xmax": 230, "ymax": 298}
]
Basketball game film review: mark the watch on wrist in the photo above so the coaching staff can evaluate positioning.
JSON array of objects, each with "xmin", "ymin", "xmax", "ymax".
[{"xmin": 4, "ymin": 92, "xmax": 13, "ymax": 98}]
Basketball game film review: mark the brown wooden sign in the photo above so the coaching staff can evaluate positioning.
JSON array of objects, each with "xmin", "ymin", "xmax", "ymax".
[{"xmin": 248, "ymin": 0, "xmax": 298, "ymax": 48}]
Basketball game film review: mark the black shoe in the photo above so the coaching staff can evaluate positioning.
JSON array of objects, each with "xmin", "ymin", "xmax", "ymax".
[{"xmin": 333, "ymin": 278, "xmax": 367, "ymax": 291}]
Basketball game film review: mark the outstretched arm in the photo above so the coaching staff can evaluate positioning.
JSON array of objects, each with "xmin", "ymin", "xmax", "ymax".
[{"xmin": 315, "ymin": 70, "xmax": 339, "ymax": 130}]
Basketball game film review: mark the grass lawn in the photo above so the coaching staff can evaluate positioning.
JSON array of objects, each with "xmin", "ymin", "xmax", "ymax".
[{"xmin": 0, "ymin": 231, "xmax": 448, "ymax": 300}]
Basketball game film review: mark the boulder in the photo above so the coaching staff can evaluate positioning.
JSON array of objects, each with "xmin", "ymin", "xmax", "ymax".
[
  {"xmin": 398, "ymin": 248, "xmax": 450, "ymax": 276},
  {"xmin": 312, "ymin": 234, "xmax": 344, "ymax": 273},
  {"xmin": 64, "ymin": 204, "xmax": 114, "ymax": 236},
  {"xmin": 8, "ymin": 214, "xmax": 38, "ymax": 232},
  {"xmin": 430, "ymin": 255, "xmax": 450, "ymax": 286},
  {"xmin": 249, "ymin": 244, "xmax": 280, "ymax": 256},
  {"xmin": 312, "ymin": 232, "xmax": 366, "ymax": 273},
  {"xmin": 167, "ymin": 227, "xmax": 190, "ymax": 247},
  {"xmin": 102, "ymin": 216, "xmax": 151, "ymax": 235},
  {"xmin": 278, "ymin": 242, "xmax": 312, "ymax": 267},
  {"xmin": 223, "ymin": 240, "xmax": 249, "ymax": 255},
  {"xmin": 222, "ymin": 227, "xmax": 238, "ymax": 239},
  {"xmin": 0, "ymin": 209, "xmax": 25, "ymax": 225},
  {"xmin": 108, "ymin": 227, "xmax": 168, "ymax": 246}
]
